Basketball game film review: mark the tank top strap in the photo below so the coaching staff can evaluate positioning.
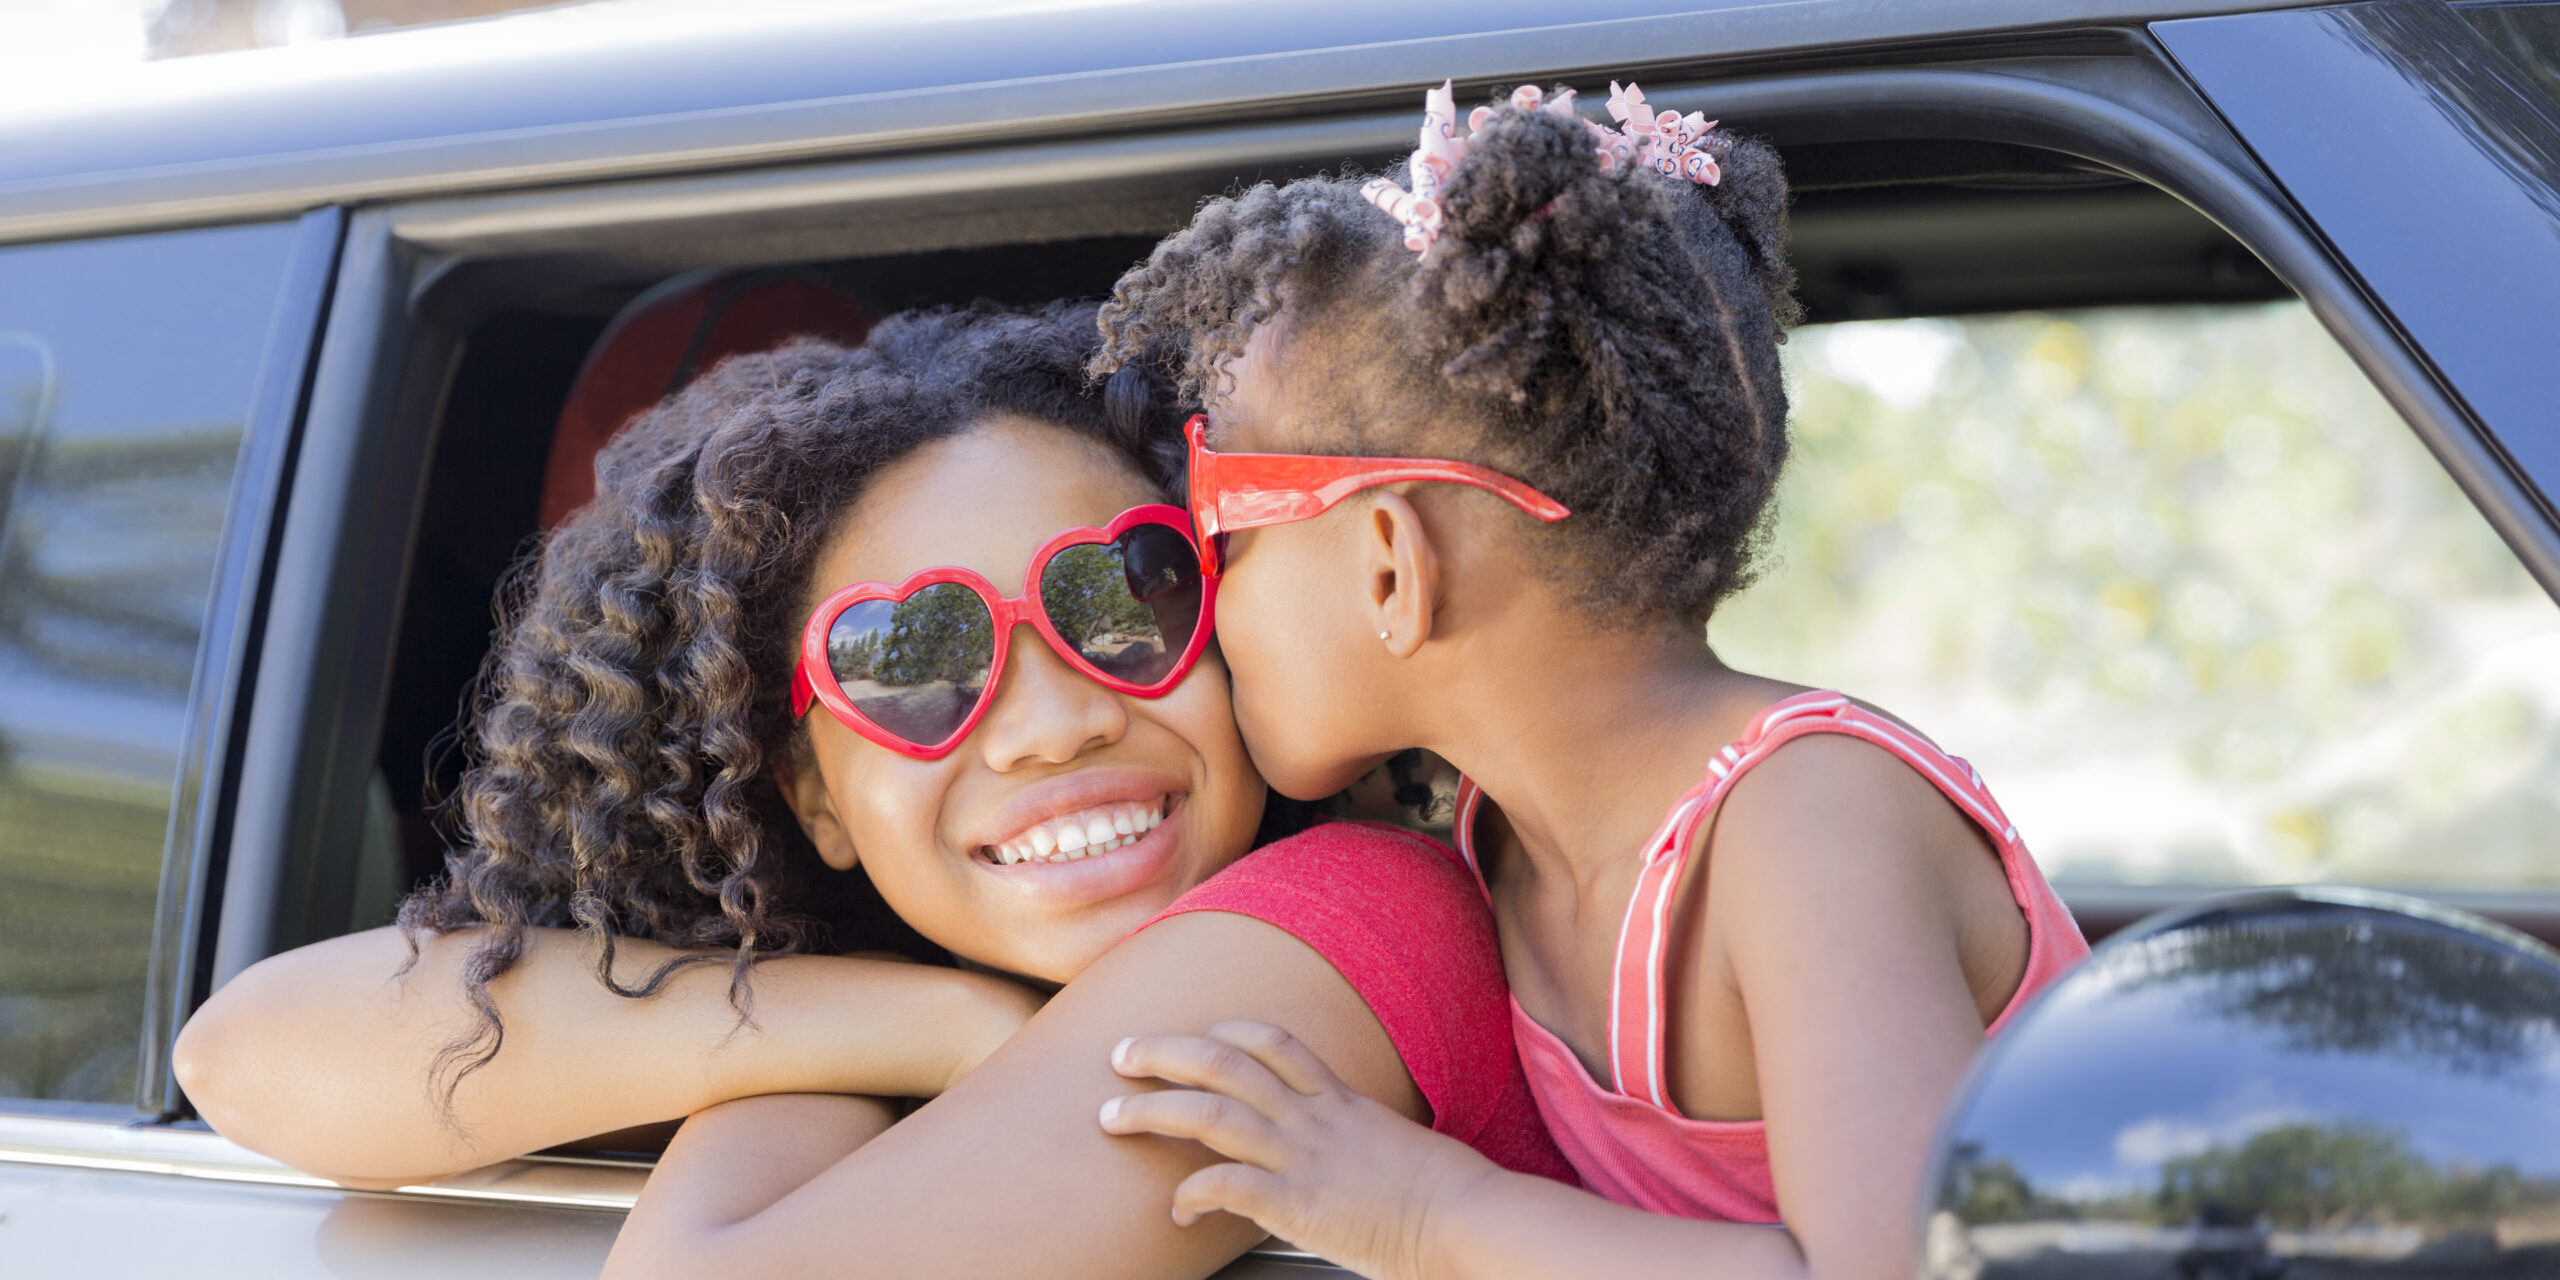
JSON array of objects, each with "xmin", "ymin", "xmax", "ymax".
[
  {"xmin": 1451, "ymin": 689, "xmax": 2030, "ymax": 1111},
  {"xmin": 1452, "ymin": 777, "xmax": 1490, "ymax": 885},
  {"xmin": 1609, "ymin": 691, "xmax": 2027, "ymax": 1110}
]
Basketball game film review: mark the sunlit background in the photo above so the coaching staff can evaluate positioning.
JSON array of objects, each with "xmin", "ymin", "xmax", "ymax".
[
  {"xmin": 1718, "ymin": 302, "xmax": 2560, "ymax": 894},
  {"xmin": 0, "ymin": 0, "xmax": 1071, "ymax": 111},
  {"xmin": 0, "ymin": 0, "xmax": 522, "ymax": 82}
]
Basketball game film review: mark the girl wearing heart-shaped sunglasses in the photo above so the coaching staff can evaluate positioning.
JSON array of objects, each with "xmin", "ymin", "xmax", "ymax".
[{"xmin": 175, "ymin": 303, "xmax": 1565, "ymax": 1278}]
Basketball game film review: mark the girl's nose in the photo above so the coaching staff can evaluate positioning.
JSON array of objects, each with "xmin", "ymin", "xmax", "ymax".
[{"xmin": 972, "ymin": 623, "xmax": 1128, "ymax": 770}]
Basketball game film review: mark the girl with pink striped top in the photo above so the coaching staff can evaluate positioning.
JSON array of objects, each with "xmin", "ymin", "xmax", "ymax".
[{"xmin": 1090, "ymin": 80, "xmax": 2091, "ymax": 1279}]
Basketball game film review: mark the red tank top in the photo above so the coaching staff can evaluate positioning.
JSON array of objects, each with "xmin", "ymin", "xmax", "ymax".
[
  {"xmin": 1453, "ymin": 690, "xmax": 2090, "ymax": 1222},
  {"xmin": 1137, "ymin": 821, "xmax": 1575, "ymax": 1183}
]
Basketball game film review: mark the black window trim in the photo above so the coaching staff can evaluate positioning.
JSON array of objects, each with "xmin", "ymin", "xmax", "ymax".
[
  {"xmin": 129, "ymin": 206, "xmax": 345, "ymax": 1121},
  {"xmin": 213, "ymin": 207, "xmax": 452, "ymax": 996}
]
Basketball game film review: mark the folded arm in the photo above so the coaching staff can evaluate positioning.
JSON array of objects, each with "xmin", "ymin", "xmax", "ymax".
[
  {"xmin": 603, "ymin": 908, "xmax": 1425, "ymax": 1280},
  {"xmin": 174, "ymin": 924, "xmax": 1042, "ymax": 1185}
]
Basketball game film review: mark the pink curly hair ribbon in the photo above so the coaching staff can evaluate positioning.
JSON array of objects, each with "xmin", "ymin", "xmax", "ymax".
[
  {"xmin": 1598, "ymin": 81, "xmax": 1722, "ymax": 186},
  {"xmin": 1364, "ymin": 79, "xmax": 1722, "ymax": 254}
]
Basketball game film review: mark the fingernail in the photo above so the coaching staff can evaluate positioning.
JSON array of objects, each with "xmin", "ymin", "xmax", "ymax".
[
  {"xmin": 1112, "ymin": 1036, "xmax": 1136, "ymax": 1070},
  {"xmin": 1099, "ymin": 1096, "xmax": 1122, "ymax": 1126}
]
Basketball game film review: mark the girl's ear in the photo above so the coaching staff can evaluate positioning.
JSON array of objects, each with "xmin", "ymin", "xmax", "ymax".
[
  {"xmin": 1362, "ymin": 490, "xmax": 1440, "ymax": 659},
  {"xmin": 772, "ymin": 748, "xmax": 861, "ymax": 872}
]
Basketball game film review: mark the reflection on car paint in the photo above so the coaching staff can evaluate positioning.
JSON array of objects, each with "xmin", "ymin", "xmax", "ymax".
[{"xmin": 1925, "ymin": 889, "xmax": 2560, "ymax": 1278}]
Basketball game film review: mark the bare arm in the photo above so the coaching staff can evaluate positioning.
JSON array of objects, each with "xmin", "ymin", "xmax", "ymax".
[
  {"xmin": 174, "ymin": 925, "xmax": 1042, "ymax": 1185},
  {"xmin": 1098, "ymin": 737, "xmax": 2005, "ymax": 1280},
  {"xmin": 604, "ymin": 908, "xmax": 1425, "ymax": 1280},
  {"xmin": 1704, "ymin": 735, "xmax": 2003, "ymax": 1280},
  {"xmin": 636, "ymin": 1094, "xmax": 903, "ymax": 1223},
  {"xmin": 1094, "ymin": 1022, "xmax": 1807, "ymax": 1280}
]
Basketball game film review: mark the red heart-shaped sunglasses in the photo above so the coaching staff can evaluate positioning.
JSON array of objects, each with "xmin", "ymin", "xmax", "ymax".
[{"xmin": 793, "ymin": 504, "xmax": 1218, "ymax": 759}]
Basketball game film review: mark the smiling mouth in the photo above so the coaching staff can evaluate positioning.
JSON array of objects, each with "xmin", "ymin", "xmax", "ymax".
[{"xmin": 981, "ymin": 796, "xmax": 1176, "ymax": 866}]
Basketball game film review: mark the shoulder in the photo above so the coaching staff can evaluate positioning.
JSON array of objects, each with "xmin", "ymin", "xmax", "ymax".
[
  {"xmin": 1700, "ymin": 711, "xmax": 1983, "ymax": 931},
  {"xmin": 1148, "ymin": 821, "xmax": 1496, "ymax": 990},
  {"xmin": 1718, "ymin": 726, "xmax": 1939, "ymax": 838},
  {"xmin": 1240, "ymin": 819, "xmax": 1470, "ymax": 876},
  {"xmin": 1165, "ymin": 820, "xmax": 1483, "ymax": 927},
  {"xmin": 1139, "ymin": 821, "xmax": 1515, "ymax": 1137}
]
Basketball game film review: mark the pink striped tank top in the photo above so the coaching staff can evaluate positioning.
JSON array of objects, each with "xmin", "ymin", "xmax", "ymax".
[{"xmin": 1452, "ymin": 690, "xmax": 2090, "ymax": 1223}]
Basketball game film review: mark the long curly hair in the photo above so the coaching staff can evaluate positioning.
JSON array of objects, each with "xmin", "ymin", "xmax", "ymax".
[
  {"xmin": 397, "ymin": 301, "xmax": 1189, "ymax": 1103},
  {"xmin": 1094, "ymin": 86, "xmax": 1800, "ymax": 624}
]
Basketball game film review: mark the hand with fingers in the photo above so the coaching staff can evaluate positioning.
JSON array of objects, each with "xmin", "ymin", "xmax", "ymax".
[{"xmin": 1098, "ymin": 1019, "xmax": 1499, "ymax": 1280}]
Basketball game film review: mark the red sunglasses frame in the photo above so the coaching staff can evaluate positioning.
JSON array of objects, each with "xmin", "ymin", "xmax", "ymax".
[
  {"xmin": 1183, "ymin": 414, "xmax": 1570, "ymax": 574},
  {"xmin": 792, "ymin": 503, "xmax": 1220, "ymax": 760}
]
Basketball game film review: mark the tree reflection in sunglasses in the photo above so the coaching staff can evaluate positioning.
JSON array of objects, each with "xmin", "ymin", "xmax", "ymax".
[
  {"xmin": 1041, "ymin": 541, "xmax": 1183, "ymax": 682},
  {"xmin": 823, "ymin": 528, "xmax": 1202, "ymax": 736},
  {"xmin": 828, "ymin": 587, "xmax": 995, "ymax": 741}
]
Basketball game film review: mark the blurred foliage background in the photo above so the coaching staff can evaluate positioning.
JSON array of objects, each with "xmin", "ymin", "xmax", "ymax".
[{"xmin": 1713, "ymin": 301, "xmax": 2560, "ymax": 892}]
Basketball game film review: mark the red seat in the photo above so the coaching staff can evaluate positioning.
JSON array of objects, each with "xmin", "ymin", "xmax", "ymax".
[{"xmin": 539, "ymin": 270, "xmax": 871, "ymax": 528}]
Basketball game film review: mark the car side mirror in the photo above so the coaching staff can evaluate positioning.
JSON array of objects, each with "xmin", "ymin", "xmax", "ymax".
[{"xmin": 1920, "ymin": 887, "xmax": 2560, "ymax": 1279}]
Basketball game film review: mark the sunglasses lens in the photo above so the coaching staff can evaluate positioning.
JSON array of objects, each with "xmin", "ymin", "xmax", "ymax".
[
  {"xmin": 1039, "ymin": 523, "xmax": 1205, "ymax": 688},
  {"xmin": 825, "ymin": 583, "xmax": 995, "ymax": 746}
]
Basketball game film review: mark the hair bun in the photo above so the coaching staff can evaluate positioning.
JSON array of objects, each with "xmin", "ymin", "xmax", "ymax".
[
  {"xmin": 1434, "ymin": 89, "xmax": 1797, "ymax": 332},
  {"xmin": 1436, "ymin": 103, "xmax": 1607, "ymax": 254},
  {"xmin": 1686, "ymin": 130, "xmax": 1801, "ymax": 329}
]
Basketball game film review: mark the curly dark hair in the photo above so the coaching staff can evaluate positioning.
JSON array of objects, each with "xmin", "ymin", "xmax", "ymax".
[
  {"xmin": 396, "ymin": 301, "xmax": 1198, "ymax": 1103},
  {"xmin": 1094, "ymin": 87, "xmax": 1801, "ymax": 623}
]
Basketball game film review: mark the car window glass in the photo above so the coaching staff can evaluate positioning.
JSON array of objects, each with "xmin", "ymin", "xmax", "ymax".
[
  {"xmin": 0, "ymin": 221, "xmax": 302, "ymax": 1106},
  {"xmin": 2460, "ymin": 1, "xmax": 2560, "ymax": 110},
  {"xmin": 1715, "ymin": 301, "xmax": 2560, "ymax": 894}
]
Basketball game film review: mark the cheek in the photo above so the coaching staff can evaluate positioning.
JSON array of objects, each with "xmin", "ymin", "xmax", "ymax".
[
  {"xmin": 1209, "ymin": 537, "xmax": 1374, "ymax": 794},
  {"xmin": 808, "ymin": 735, "xmax": 977, "ymax": 926},
  {"xmin": 809, "ymin": 720, "xmax": 949, "ymax": 845},
  {"xmin": 1151, "ymin": 655, "xmax": 1249, "ymax": 764},
  {"xmin": 1215, "ymin": 550, "xmax": 1325, "ymax": 717},
  {"xmin": 1218, "ymin": 530, "xmax": 1347, "ymax": 683},
  {"xmin": 1143, "ymin": 657, "xmax": 1263, "ymax": 851}
]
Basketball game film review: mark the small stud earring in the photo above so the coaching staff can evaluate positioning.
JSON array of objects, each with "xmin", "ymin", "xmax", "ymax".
[{"xmin": 1379, "ymin": 630, "xmax": 1391, "ymax": 642}]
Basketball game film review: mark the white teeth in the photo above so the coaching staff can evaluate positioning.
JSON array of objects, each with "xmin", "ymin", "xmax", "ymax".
[{"xmin": 989, "ymin": 798, "xmax": 1174, "ymax": 867}]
